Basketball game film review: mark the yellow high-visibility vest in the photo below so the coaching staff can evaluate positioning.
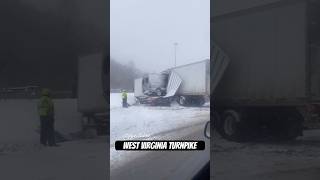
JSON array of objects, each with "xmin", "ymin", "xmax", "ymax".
[
  {"xmin": 37, "ymin": 96, "xmax": 54, "ymax": 117},
  {"xmin": 122, "ymin": 92, "xmax": 127, "ymax": 99}
]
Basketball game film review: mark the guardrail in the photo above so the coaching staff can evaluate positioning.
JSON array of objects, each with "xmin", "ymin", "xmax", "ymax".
[{"xmin": 0, "ymin": 86, "xmax": 74, "ymax": 99}]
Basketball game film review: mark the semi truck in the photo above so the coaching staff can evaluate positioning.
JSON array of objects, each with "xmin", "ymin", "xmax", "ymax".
[
  {"xmin": 77, "ymin": 53, "xmax": 108, "ymax": 137},
  {"xmin": 134, "ymin": 59, "xmax": 210, "ymax": 106},
  {"xmin": 211, "ymin": 0, "xmax": 320, "ymax": 141}
]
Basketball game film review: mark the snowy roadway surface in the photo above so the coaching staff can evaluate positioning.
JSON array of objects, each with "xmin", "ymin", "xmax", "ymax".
[
  {"xmin": 110, "ymin": 93, "xmax": 210, "ymax": 179},
  {"xmin": 0, "ymin": 137, "xmax": 108, "ymax": 180},
  {"xmin": 213, "ymin": 129, "xmax": 320, "ymax": 180}
]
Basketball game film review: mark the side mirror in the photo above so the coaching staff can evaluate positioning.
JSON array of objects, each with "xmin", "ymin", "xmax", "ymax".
[{"xmin": 204, "ymin": 121, "xmax": 210, "ymax": 139}]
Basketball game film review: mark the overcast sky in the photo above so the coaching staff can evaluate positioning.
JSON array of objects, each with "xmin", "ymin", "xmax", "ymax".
[{"xmin": 111, "ymin": 0, "xmax": 210, "ymax": 73}]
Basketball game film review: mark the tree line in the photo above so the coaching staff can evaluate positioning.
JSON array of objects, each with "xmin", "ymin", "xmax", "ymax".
[{"xmin": 110, "ymin": 59, "xmax": 143, "ymax": 91}]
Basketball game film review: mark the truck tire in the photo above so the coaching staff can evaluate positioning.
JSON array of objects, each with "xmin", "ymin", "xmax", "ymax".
[
  {"xmin": 270, "ymin": 109, "xmax": 303, "ymax": 141},
  {"xmin": 81, "ymin": 115, "xmax": 98, "ymax": 138},
  {"xmin": 177, "ymin": 96, "xmax": 187, "ymax": 106},
  {"xmin": 218, "ymin": 110, "xmax": 244, "ymax": 141},
  {"xmin": 156, "ymin": 88, "xmax": 162, "ymax": 96},
  {"xmin": 196, "ymin": 96, "xmax": 206, "ymax": 106},
  {"xmin": 187, "ymin": 96, "xmax": 205, "ymax": 106},
  {"xmin": 177, "ymin": 96, "xmax": 205, "ymax": 106},
  {"xmin": 135, "ymin": 97, "xmax": 141, "ymax": 105},
  {"xmin": 284, "ymin": 119, "xmax": 302, "ymax": 141}
]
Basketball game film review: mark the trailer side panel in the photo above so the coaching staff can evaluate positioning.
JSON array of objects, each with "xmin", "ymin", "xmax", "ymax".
[
  {"xmin": 213, "ymin": 1, "xmax": 307, "ymax": 104},
  {"xmin": 78, "ymin": 53, "xmax": 107, "ymax": 113},
  {"xmin": 173, "ymin": 60, "xmax": 210, "ymax": 96}
]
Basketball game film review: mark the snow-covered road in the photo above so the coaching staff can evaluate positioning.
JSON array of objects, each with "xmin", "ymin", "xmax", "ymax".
[
  {"xmin": 0, "ymin": 136, "xmax": 108, "ymax": 180},
  {"xmin": 110, "ymin": 93, "xmax": 210, "ymax": 178},
  {"xmin": 110, "ymin": 93, "xmax": 209, "ymax": 143}
]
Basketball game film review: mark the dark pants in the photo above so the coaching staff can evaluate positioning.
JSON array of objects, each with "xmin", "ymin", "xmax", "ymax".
[
  {"xmin": 122, "ymin": 98, "xmax": 128, "ymax": 108},
  {"xmin": 40, "ymin": 116, "xmax": 55, "ymax": 146}
]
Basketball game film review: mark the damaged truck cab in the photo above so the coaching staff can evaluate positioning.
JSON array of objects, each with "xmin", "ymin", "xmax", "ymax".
[{"xmin": 142, "ymin": 73, "xmax": 168, "ymax": 96}]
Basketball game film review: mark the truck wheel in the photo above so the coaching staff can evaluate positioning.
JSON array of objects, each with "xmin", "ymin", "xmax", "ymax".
[
  {"xmin": 284, "ymin": 119, "xmax": 302, "ymax": 140},
  {"xmin": 197, "ymin": 96, "xmax": 206, "ymax": 106},
  {"xmin": 219, "ymin": 110, "xmax": 244, "ymax": 141},
  {"xmin": 135, "ymin": 97, "xmax": 141, "ymax": 105},
  {"xmin": 81, "ymin": 115, "xmax": 98, "ymax": 138},
  {"xmin": 156, "ymin": 88, "xmax": 162, "ymax": 96},
  {"xmin": 186, "ymin": 96, "xmax": 206, "ymax": 107},
  {"xmin": 271, "ymin": 109, "xmax": 303, "ymax": 141},
  {"xmin": 177, "ymin": 96, "xmax": 187, "ymax": 106}
]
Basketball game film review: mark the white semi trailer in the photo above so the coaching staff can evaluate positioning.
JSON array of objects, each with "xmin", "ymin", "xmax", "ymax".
[
  {"xmin": 134, "ymin": 59, "xmax": 210, "ymax": 106},
  {"xmin": 77, "ymin": 53, "xmax": 108, "ymax": 137}
]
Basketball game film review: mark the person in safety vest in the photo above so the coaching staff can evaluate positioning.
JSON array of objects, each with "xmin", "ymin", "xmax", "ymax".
[
  {"xmin": 37, "ymin": 88, "xmax": 59, "ymax": 147},
  {"xmin": 122, "ymin": 90, "xmax": 128, "ymax": 108}
]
